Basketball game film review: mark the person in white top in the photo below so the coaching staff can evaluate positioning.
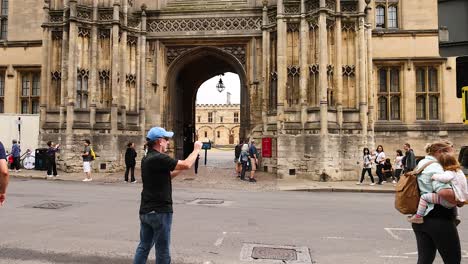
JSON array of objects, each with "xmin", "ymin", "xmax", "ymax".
[
  {"xmin": 375, "ymin": 145, "xmax": 386, "ymax": 184},
  {"xmin": 394, "ymin": 149, "xmax": 404, "ymax": 182},
  {"xmin": 408, "ymin": 152, "xmax": 468, "ymax": 224}
]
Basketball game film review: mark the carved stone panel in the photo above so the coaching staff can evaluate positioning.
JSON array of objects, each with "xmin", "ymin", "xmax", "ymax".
[
  {"xmin": 148, "ymin": 17, "xmax": 262, "ymax": 32},
  {"xmin": 166, "ymin": 46, "xmax": 247, "ymax": 67}
]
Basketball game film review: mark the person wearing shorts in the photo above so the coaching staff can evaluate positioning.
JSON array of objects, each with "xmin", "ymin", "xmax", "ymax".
[
  {"xmin": 82, "ymin": 139, "xmax": 92, "ymax": 182},
  {"xmin": 248, "ymin": 140, "xmax": 258, "ymax": 183}
]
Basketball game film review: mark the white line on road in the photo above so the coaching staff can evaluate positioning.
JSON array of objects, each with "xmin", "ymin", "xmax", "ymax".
[
  {"xmin": 380, "ymin": 255, "xmax": 409, "ymax": 259},
  {"xmin": 384, "ymin": 227, "xmax": 412, "ymax": 240},
  {"xmin": 214, "ymin": 232, "xmax": 227, "ymax": 247}
]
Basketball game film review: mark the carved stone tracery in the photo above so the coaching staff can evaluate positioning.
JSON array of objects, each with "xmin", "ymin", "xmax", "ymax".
[
  {"xmin": 166, "ymin": 46, "xmax": 247, "ymax": 67},
  {"xmin": 148, "ymin": 17, "xmax": 262, "ymax": 33},
  {"xmin": 78, "ymin": 27, "xmax": 90, "ymax": 38}
]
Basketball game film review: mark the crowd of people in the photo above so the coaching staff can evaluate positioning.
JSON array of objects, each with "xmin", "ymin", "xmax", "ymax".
[{"xmin": 357, "ymin": 143, "xmax": 416, "ymax": 185}]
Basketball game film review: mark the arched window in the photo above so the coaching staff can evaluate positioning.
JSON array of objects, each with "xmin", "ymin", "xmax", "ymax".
[
  {"xmin": 376, "ymin": 6, "xmax": 385, "ymax": 28},
  {"xmin": 388, "ymin": 6, "xmax": 398, "ymax": 28}
]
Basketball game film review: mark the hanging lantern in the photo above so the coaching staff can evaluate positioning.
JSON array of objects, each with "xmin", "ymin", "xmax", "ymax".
[{"xmin": 216, "ymin": 77, "xmax": 225, "ymax": 93}]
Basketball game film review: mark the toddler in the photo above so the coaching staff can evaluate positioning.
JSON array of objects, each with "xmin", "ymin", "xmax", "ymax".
[{"xmin": 408, "ymin": 152, "xmax": 468, "ymax": 224}]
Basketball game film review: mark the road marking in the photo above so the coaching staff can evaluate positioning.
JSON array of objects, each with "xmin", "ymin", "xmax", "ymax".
[
  {"xmin": 384, "ymin": 227, "xmax": 412, "ymax": 240},
  {"xmin": 380, "ymin": 255, "xmax": 409, "ymax": 259},
  {"xmin": 214, "ymin": 232, "xmax": 227, "ymax": 247}
]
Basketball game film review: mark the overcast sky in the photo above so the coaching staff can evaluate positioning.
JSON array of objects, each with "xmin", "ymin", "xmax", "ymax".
[{"xmin": 196, "ymin": 72, "xmax": 240, "ymax": 104}]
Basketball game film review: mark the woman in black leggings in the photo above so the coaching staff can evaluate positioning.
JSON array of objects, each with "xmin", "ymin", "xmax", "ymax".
[
  {"xmin": 357, "ymin": 148, "xmax": 375, "ymax": 185},
  {"xmin": 412, "ymin": 141, "xmax": 462, "ymax": 264}
]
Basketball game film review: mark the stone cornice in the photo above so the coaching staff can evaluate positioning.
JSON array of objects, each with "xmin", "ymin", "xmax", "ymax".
[
  {"xmin": 0, "ymin": 40, "xmax": 42, "ymax": 47},
  {"xmin": 372, "ymin": 29, "xmax": 439, "ymax": 37}
]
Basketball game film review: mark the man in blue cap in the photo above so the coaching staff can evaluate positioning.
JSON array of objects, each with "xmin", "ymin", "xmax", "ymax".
[{"xmin": 134, "ymin": 126, "xmax": 202, "ymax": 264}]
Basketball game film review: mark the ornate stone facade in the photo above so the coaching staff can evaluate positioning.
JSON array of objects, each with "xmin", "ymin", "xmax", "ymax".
[{"xmin": 0, "ymin": 0, "xmax": 466, "ymax": 179}]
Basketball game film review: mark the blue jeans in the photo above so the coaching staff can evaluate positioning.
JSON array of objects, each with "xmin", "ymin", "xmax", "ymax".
[{"xmin": 134, "ymin": 212, "xmax": 173, "ymax": 264}]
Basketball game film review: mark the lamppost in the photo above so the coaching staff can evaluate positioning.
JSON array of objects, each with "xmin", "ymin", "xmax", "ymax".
[{"xmin": 15, "ymin": 117, "xmax": 22, "ymax": 143}]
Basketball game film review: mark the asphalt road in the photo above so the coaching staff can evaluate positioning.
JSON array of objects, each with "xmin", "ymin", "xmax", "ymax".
[{"xmin": 1, "ymin": 178, "xmax": 468, "ymax": 264}]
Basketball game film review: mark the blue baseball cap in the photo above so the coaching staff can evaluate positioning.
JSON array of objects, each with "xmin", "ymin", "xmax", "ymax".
[{"xmin": 146, "ymin": 127, "xmax": 174, "ymax": 141}]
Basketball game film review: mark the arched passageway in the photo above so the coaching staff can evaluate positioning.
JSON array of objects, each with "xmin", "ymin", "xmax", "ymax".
[{"xmin": 166, "ymin": 47, "xmax": 249, "ymax": 158}]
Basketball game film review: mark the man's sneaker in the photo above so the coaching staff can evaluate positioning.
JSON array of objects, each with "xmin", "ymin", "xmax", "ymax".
[
  {"xmin": 82, "ymin": 178, "xmax": 89, "ymax": 182},
  {"xmin": 392, "ymin": 180, "xmax": 397, "ymax": 184},
  {"xmin": 47, "ymin": 175, "xmax": 53, "ymax": 179},
  {"xmin": 82, "ymin": 178, "xmax": 92, "ymax": 182},
  {"xmin": 382, "ymin": 181, "xmax": 387, "ymax": 183},
  {"xmin": 249, "ymin": 178, "xmax": 257, "ymax": 183},
  {"xmin": 131, "ymin": 180, "xmax": 137, "ymax": 183},
  {"xmin": 356, "ymin": 182, "xmax": 362, "ymax": 185},
  {"xmin": 124, "ymin": 180, "xmax": 128, "ymax": 183},
  {"xmin": 370, "ymin": 183, "xmax": 376, "ymax": 186},
  {"xmin": 407, "ymin": 215, "xmax": 424, "ymax": 224}
]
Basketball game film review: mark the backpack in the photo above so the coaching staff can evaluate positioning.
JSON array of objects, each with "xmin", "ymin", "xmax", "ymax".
[
  {"xmin": 90, "ymin": 147, "xmax": 96, "ymax": 161},
  {"xmin": 394, "ymin": 161, "xmax": 436, "ymax": 214}
]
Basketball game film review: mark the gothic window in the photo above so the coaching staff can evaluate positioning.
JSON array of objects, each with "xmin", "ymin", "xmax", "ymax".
[
  {"xmin": 20, "ymin": 72, "xmax": 40, "ymax": 114},
  {"xmin": 208, "ymin": 112, "xmax": 213, "ymax": 123},
  {"xmin": 217, "ymin": 131, "xmax": 220, "ymax": 138},
  {"xmin": 197, "ymin": 116, "xmax": 201, "ymax": 123},
  {"xmin": 204, "ymin": 131, "xmax": 208, "ymax": 137},
  {"xmin": 377, "ymin": 67, "xmax": 401, "ymax": 121},
  {"xmin": 0, "ymin": 0, "xmax": 8, "ymax": 40},
  {"xmin": 220, "ymin": 116, "xmax": 223, "ymax": 123},
  {"xmin": 234, "ymin": 112, "xmax": 239, "ymax": 123},
  {"xmin": 375, "ymin": 6, "xmax": 385, "ymax": 28},
  {"xmin": 388, "ymin": 5, "xmax": 398, "ymax": 28},
  {"xmin": 99, "ymin": 70, "xmax": 111, "ymax": 108},
  {"xmin": 416, "ymin": 66, "xmax": 440, "ymax": 120},
  {"xmin": 76, "ymin": 68, "xmax": 89, "ymax": 109},
  {"xmin": 0, "ymin": 71, "xmax": 4, "ymax": 113},
  {"xmin": 269, "ymin": 32, "xmax": 278, "ymax": 112},
  {"xmin": 376, "ymin": 1, "xmax": 399, "ymax": 29},
  {"xmin": 51, "ymin": 71, "xmax": 61, "ymax": 107}
]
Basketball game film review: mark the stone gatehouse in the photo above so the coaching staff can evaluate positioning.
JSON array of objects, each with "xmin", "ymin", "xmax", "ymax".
[{"xmin": 1, "ymin": 0, "xmax": 466, "ymax": 179}]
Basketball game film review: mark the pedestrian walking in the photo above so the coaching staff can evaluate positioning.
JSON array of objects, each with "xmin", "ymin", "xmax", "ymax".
[
  {"xmin": 234, "ymin": 140, "xmax": 243, "ymax": 177},
  {"xmin": 248, "ymin": 139, "xmax": 258, "ymax": 183},
  {"xmin": 411, "ymin": 141, "xmax": 463, "ymax": 264},
  {"xmin": 239, "ymin": 143, "xmax": 250, "ymax": 181},
  {"xmin": 402, "ymin": 143, "xmax": 416, "ymax": 173},
  {"xmin": 357, "ymin": 147, "xmax": 375, "ymax": 185},
  {"xmin": 0, "ymin": 140, "xmax": 9, "ymax": 206},
  {"xmin": 124, "ymin": 142, "xmax": 137, "ymax": 183},
  {"xmin": 394, "ymin": 149, "xmax": 404, "ymax": 182},
  {"xmin": 46, "ymin": 141, "xmax": 60, "ymax": 179},
  {"xmin": 133, "ymin": 126, "xmax": 202, "ymax": 264},
  {"xmin": 10, "ymin": 140, "xmax": 21, "ymax": 172},
  {"xmin": 82, "ymin": 139, "xmax": 93, "ymax": 182},
  {"xmin": 375, "ymin": 145, "xmax": 386, "ymax": 184}
]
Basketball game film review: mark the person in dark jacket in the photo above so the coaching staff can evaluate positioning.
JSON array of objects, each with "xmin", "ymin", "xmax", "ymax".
[
  {"xmin": 46, "ymin": 141, "xmax": 60, "ymax": 179},
  {"xmin": 10, "ymin": 140, "xmax": 21, "ymax": 172},
  {"xmin": 125, "ymin": 142, "xmax": 137, "ymax": 183},
  {"xmin": 402, "ymin": 142, "xmax": 416, "ymax": 173}
]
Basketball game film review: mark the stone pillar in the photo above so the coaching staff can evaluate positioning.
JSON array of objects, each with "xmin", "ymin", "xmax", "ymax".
[
  {"xmin": 335, "ymin": 0, "xmax": 343, "ymax": 127},
  {"xmin": 89, "ymin": 0, "xmax": 98, "ymax": 129},
  {"xmin": 59, "ymin": 1, "xmax": 69, "ymax": 142},
  {"xmin": 261, "ymin": 2, "xmax": 269, "ymax": 133},
  {"xmin": 276, "ymin": 0, "xmax": 287, "ymax": 134},
  {"xmin": 358, "ymin": 0, "xmax": 368, "ymax": 141},
  {"xmin": 139, "ymin": 7, "xmax": 147, "ymax": 135},
  {"xmin": 40, "ymin": 1, "xmax": 50, "ymax": 131},
  {"xmin": 120, "ymin": 0, "xmax": 128, "ymax": 129},
  {"xmin": 299, "ymin": 0, "xmax": 309, "ymax": 130},
  {"xmin": 66, "ymin": 0, "xmax": 77, "ymax": 136},
  {"xmin": 366, "ymin": 3, "xmax": 375, "ymax": 145},
  {"xmin": 111, "ymin": 0, "xmax": 120, "ymax": 134},
  {"xmin": 318, "ymin": 0, "xmax": 328, "ymax": 135}
]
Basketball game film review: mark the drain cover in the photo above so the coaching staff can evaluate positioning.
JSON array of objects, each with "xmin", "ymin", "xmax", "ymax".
[
  {"xmin": 251, "ymin": 247, "xmax": 297, "ymax": 261},
  {"xmin": 197, "ymin": 200, "xmax": 224, "ymax": 205},
  {"xmin": 240, "ymin": 243, "xmax": 312, "ymax": 263},
  {"xmin": 32, "ymin": 202, "xmax": 72, "ymax": 209},
  {"xmin": 187, "ymin": 198, "xmax": 233, "ymax": 207}
]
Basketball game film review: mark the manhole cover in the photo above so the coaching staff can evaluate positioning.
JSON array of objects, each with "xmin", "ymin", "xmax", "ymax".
[
  {"xmin": 197, "ymin": 200, "xmax": 224, "ymax": 205},
  {"xmin": 240, "ymin": 243, "xmax": 312, "ymax": 263},
  {"xmin": 32, "ymin": 202, "xmax": 72, "ymax": 209},
  {"xmin": 187, "ymin": 198, "xmax": 233, "ymax": 207},
  {"xmin": 252, "ymin": 247, "xmax": 297, "ymax": 261}
]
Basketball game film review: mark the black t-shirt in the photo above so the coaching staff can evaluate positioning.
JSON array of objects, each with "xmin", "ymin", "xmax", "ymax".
[
  {"xmin": 0, "ymin": 142, "xmax": 6, "ymax": 160},
  {"xmin": 139, "ymin": 149, "xmax": 178, "ymax": 214}
]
